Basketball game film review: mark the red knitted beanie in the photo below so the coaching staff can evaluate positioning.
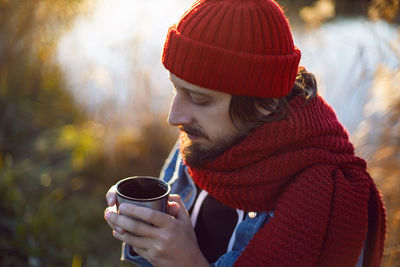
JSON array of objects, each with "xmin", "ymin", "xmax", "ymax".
[{"xmin": 162, "ymin": 0, "xmax": 301, "ymax": 98}]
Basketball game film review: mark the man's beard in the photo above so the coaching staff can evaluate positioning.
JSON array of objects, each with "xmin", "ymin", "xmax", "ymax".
[{"xmin": 179, "ymin": 126, "xmax": 247, "ymax": 168}]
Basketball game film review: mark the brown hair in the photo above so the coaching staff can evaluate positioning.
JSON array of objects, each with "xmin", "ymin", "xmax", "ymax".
[{"xmin": 229, "ymin": 66, "xmax": 317, "ymax": 128}]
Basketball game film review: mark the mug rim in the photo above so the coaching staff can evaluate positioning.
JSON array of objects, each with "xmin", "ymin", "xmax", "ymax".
[{"xmin": 116, "ymin": 176, "xmax": 171, "ymax": 202}]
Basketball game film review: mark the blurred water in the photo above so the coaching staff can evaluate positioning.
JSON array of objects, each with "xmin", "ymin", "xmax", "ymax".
[
  {"xmin": 57, "ymin": 1, "xmax": 400, "ymax": 137},
  {"xmin": 295, "ymin": 18, "xmax": 400, "ymax": 134}
]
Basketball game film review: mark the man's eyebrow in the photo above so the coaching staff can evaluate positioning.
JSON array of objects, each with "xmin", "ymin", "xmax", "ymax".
[
  {"xmin": 173, "ymin": 83, "xmax": 212, "ymax": 97},
  {"xmin": 169, "ymin": 76, "xmax": 213, "ymax": 97},
  {"xmin": 182, "ymin": 87, "xmax": 211, "ymax": 97}
]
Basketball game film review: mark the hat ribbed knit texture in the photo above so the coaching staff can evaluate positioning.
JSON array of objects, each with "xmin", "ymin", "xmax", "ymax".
[{"xmin": 162, "ymin": 0, "xmax": 301, "ymax": 98}]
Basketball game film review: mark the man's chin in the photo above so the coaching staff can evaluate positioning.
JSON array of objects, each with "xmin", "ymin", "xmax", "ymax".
[
  {"xmin": 179, "ymin": 134, "xmax": 212, "ymax": 168},
  {"xmin": 179, "ymin": 132, "xmax": 246, "ymax": 168},
  {"xmin": 180, "ymin": 143, "xmax": 209, "ymax": 168}
]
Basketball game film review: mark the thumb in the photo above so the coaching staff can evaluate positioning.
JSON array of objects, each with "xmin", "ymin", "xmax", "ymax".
[{"xmin": 167, "ymin": 194, "xmax": 191, "ymax": 224}]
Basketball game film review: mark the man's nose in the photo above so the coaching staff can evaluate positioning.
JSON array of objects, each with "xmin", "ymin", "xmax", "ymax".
[{"xmin": 167, "ymin": 94, "xmax": 192, "ymax": 126}]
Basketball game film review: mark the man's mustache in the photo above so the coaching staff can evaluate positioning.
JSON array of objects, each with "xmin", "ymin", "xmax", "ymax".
[{"xmin": 179, "ymin": 126, "xmax": 209, "ymax": 140}]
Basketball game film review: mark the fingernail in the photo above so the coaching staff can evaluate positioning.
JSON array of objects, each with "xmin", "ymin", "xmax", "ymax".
[
  {"xmin": 115, "ymin": 226, "xmax": 124, "ymax": 234},
  {"xmin": 105, "ymin": 211, "xmax": 111, "ymax": 220},
  {"xmin": 107, "ymin": 196, "xmax": 113, "ymax": 206}
]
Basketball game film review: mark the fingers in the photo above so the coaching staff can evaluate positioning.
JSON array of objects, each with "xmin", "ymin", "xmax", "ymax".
[
  {"xmin": 167, "ymin": 201, "xmax": 181, "ymax": 218},
  {"xmin": 106, "ymin": 185, "xmax": 117, "ymax": 206},
  {"xmin": 112, "ymin": 229, "xmax": 152, "ymax": 251},
  {"xmin": 118, "ymin": 203, "xmax": 174, "ymax": 227},
  {"xmin": 167, "ymin": 194, "xmax": 191, "ymax": 225},
  {"xmin": 168, "ymin": 194, "xmax": 186, "ymax": 211},
  {"xmin": 107, "ymin": 219, "xmax": 125, "ymax": 235},
  {"xmin": 105, "ymin": 207, "xmax": 158, "ymax": 237},
  {"xmin": 104, "ymin": 207, "xmax": 126, "ymax": 234}
]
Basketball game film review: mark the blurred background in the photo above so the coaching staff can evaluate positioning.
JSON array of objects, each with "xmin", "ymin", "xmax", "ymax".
[{"xmin": 0, "ymin": 0, "xmax": 399, "ymax": 266}]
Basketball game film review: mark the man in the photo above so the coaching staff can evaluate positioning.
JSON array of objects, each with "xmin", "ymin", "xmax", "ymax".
[{"xmin": 104, "ymin": 0, "xmax": 386, "ymax": 266}]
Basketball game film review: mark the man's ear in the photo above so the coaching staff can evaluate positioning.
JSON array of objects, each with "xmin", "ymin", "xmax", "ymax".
[{"xmin": 254, "ymin": 98, "xmax": 279, "ymax": 116}]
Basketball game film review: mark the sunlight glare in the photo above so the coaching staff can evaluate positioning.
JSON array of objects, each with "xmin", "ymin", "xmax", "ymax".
[{"xmin": 57, "ymin": 0, "xmax": 191, "ymax": 116}]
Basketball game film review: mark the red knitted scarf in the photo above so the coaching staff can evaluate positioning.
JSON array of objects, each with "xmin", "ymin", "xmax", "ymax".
[{"xmin": 185, "ymin": 96, "xmax": 386, "ymax": 266}]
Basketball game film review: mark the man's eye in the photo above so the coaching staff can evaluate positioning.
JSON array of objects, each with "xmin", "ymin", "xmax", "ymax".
[{"xmin": 191, "ymin": 96, "xmax": 210, "ymax": 106}]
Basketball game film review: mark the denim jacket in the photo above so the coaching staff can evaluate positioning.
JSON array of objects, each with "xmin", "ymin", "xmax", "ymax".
[
  {"xmin": 122, "ymin": 143, "xmax": 273, "ymax": 266},
  {"xmin": 121, "ymin": 143, "xmax": 364, "ymax": 266}
]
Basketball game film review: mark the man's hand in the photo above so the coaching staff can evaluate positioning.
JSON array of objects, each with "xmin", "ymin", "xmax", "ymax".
[
  {"xmin": 104, "ymin": 185, "xmax": 126, "ymax": 235},
  {"xmin": 105, "ymin": 184, "xmax": 117, "ymax": 207},
  {"xmin": 104, "ymin": 189, "xmax": 208, "ymax": 267}
]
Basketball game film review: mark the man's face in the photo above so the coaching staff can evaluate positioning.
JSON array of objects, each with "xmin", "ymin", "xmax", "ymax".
[{"xmin": 167, "ymin": 74, "xmax": 250, "ymax": 167}]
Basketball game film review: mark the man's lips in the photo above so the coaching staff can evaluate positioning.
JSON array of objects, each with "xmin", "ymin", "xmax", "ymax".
[
  {"xmin": 186, "ymin": 134, "xmax": 200, "ymax": 141},
  {"xmin": 179, "ymin": 126, "xmax": 208, "ymax": 140},
  {"xmin": 181, "ymin": 130, "xmax": 200, "ymax": 140}
]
